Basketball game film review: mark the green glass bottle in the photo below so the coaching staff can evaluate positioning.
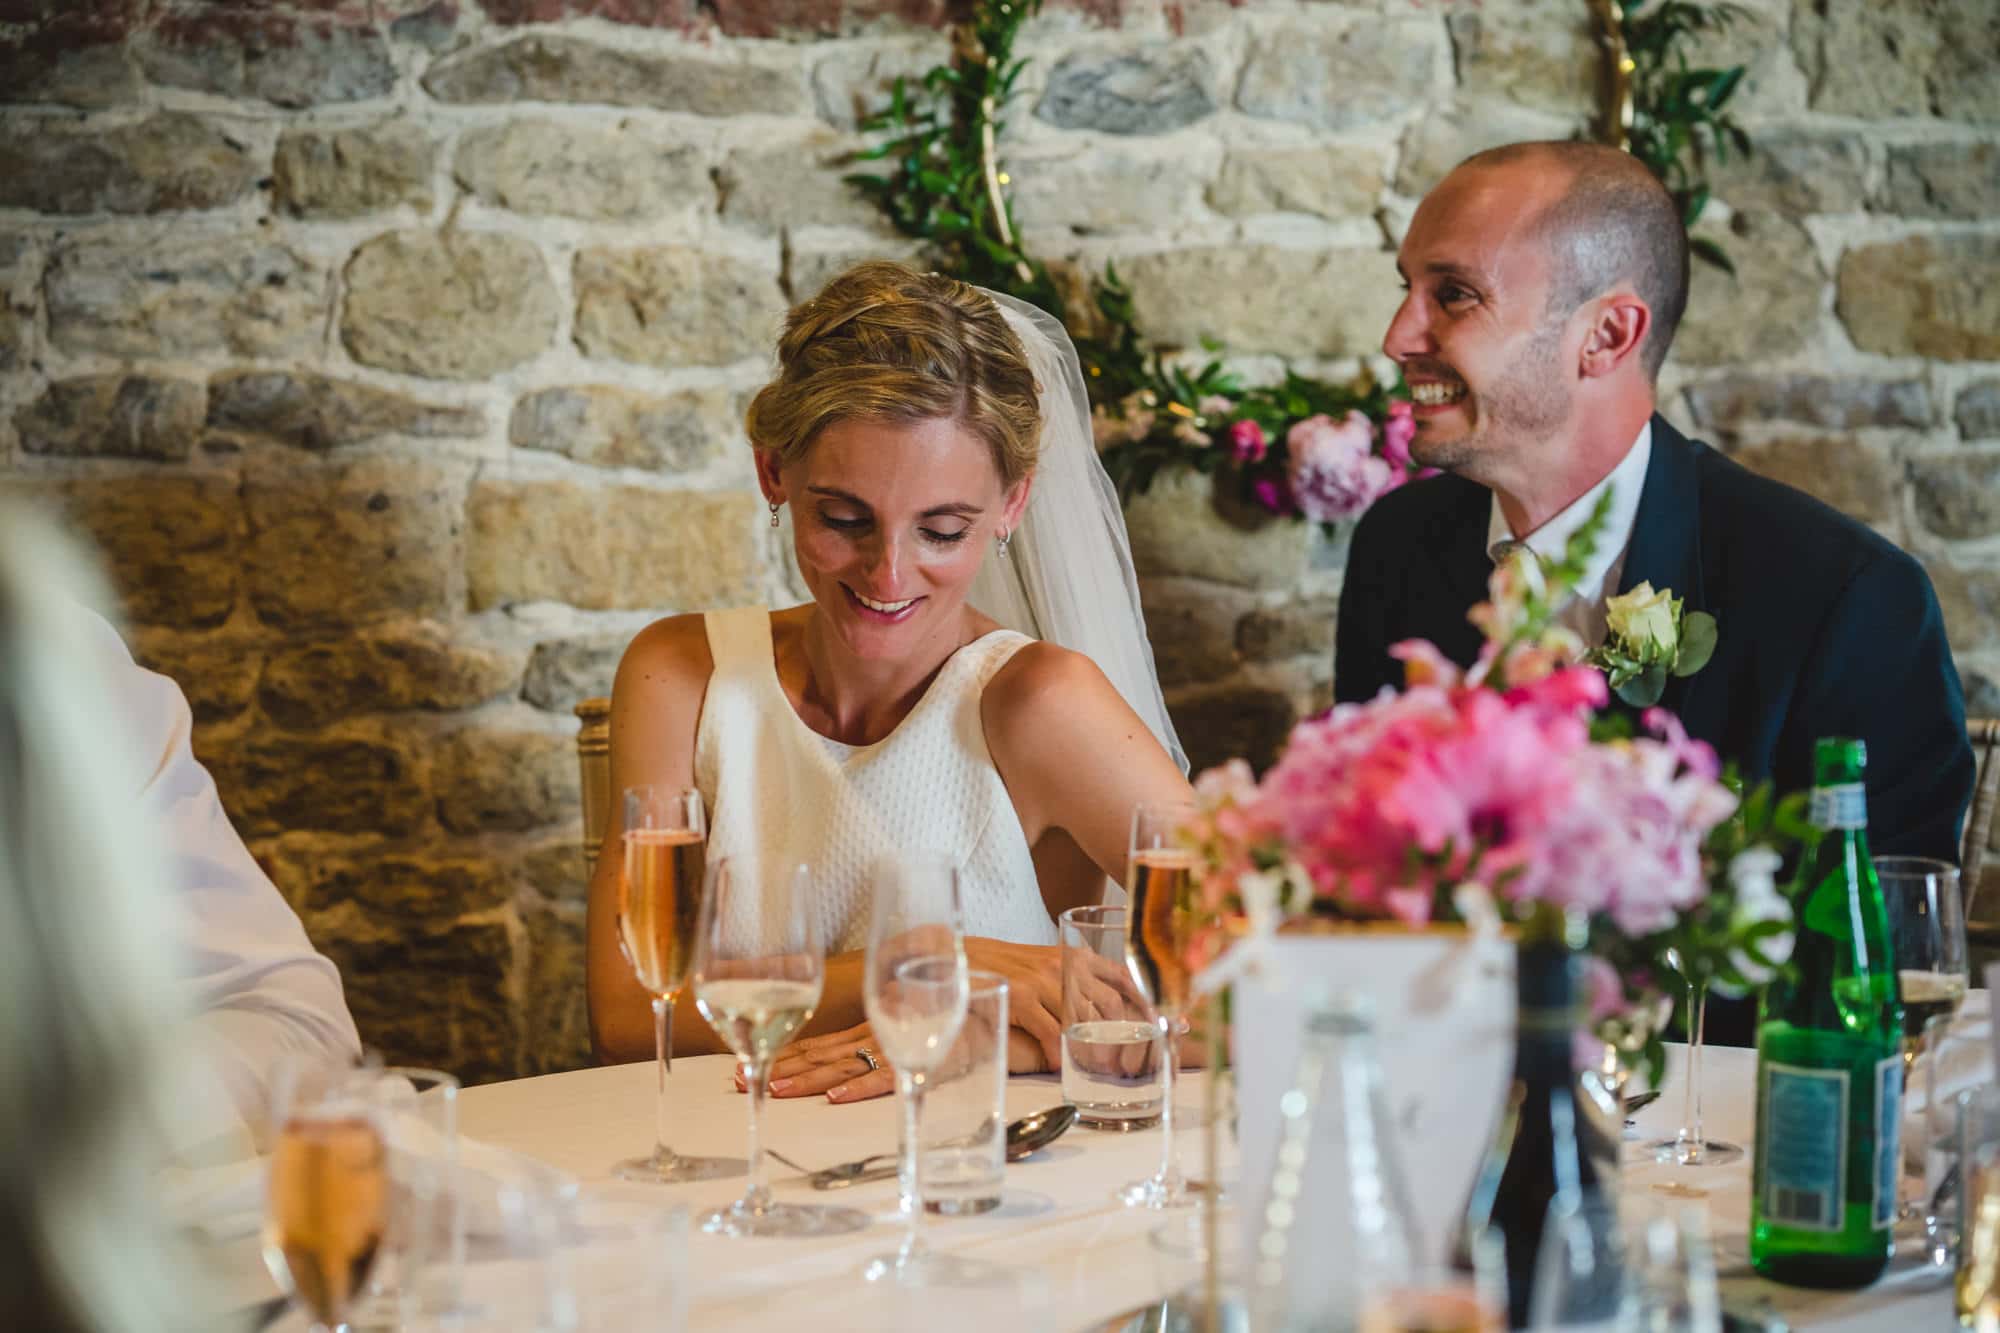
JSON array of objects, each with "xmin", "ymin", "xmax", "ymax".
[{"xmin": 1750, "ymin": 737, "xmax": 1903, "ymax": 1288}]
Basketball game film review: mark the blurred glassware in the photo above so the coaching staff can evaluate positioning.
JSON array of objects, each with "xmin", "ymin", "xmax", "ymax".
[
  {"xmin": 920, "ymin": 970, "xmax": 1009, "ymax": 1215},
  {"xmin": 1060, "ymin": 905, "xmax": 1163, "ymax": 1131}
]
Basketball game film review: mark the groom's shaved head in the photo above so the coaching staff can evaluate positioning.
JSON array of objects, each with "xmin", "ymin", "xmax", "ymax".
[{"xmin": 1456, "ymin": 141, "xmax": 1690, "ymax": 381}]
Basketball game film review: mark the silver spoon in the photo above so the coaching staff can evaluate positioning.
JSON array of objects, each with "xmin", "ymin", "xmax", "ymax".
[{"xmin": 807, "ymin": 1104, "xmax": 1078, "ymax": 1190}]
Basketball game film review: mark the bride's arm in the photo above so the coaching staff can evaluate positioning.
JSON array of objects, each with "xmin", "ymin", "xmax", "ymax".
[
  {"xmin": 982, "ymin": 641, "xmax": 1195, "ymax": 898},
  {"xmin": 586, "ymin": 615, "xmax": 734, "ymax": 1065}
]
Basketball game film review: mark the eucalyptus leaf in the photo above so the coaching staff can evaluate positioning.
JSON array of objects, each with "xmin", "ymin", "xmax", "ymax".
[
  {"xmin": 1615, "ymin": 664, "xmax": 1668, "ymax": 708},
  {"xmin": 1674, "ymin": 611, "xmax": 1718, "ymax": 676}
]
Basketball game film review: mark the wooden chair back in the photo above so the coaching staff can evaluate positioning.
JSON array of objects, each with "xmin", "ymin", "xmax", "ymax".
[{"xmin": 575, "ymin": 697, "xmax": 612, "ymax": 878}]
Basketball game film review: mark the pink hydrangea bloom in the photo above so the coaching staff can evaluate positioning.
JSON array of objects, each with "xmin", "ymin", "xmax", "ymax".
[
  {"xmin": 1227, "ymin": 419, "xmax": 1268, "ymax": 464},
  {"xmin": 1286, "ymin": 411, "xmax": 1399, "ymax": 522}
]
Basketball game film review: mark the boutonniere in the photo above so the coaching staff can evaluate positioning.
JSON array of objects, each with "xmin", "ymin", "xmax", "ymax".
[{"xmin": 1585, "ymin": 582, "xmax": 1717, "ymax": 707}]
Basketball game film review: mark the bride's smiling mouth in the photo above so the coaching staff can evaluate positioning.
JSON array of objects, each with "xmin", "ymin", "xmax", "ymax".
[{"xmin": 842, "ymin": 584, "xmax": 923, "ymax": 622}]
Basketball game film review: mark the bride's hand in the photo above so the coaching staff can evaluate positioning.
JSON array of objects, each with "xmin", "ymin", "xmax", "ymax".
[{"xmin": 754, "ymin": 1021, "xmax": 1051, "ymax": 1103}]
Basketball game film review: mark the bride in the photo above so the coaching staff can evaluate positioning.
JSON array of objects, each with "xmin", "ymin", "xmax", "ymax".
[{"xmin": 585, "ymin": 261, "xmax": 1191, "ymax": 1098}]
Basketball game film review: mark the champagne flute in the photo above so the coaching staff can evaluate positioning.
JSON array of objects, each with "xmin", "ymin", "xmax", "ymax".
[
  {"xmin": 264, "ymin": 1063, "xmax": 390, "ymax": 1333},
  {"xmin": 1121, "ymin": 800, "xmax": 1202, "ymax": 1210},
  {"xmin": 861, "ymin": 850, "xmax": 972, "ymax": 1285},
  {"xmin": 691, "ymin": 856, "xmax": 869, "ymax": 1238},
  {"xmin": 1879, "ymin": 856, "xmax": 1968, "ymax": 1070},
  {"xmin": 614, "ymin": 785, "xmax": 742, "ymax": 1184}
]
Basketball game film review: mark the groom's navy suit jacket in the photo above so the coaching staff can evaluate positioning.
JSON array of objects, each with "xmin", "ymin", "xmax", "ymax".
[{"xmin": 1334, "ymin": 416, "xmax": 1976, "ymax": 1039}]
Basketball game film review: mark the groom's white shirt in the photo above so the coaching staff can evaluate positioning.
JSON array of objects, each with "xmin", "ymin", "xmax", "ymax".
[{"xmin": 1486, "ymin": 421, "xmax": 1653, "ymax": 649}]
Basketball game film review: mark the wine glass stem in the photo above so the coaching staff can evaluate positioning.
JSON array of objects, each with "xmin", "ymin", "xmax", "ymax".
[
  {"xmin": 1157, "ymin": 1013, "xmax": 1180, "ymax": 1187},
  {"xmin": 652, "ymin": 994, "xmax": 677, "ymax": 1165},
  {"xmin": 899, "ymin": 1070, "xmax": 927, "ymax": 1260},
  {"xmin": 743, "ymin": 1058, "xmax": 771, "ymax": 1213},
  {"xmin": 1681, "ymin": 979, "xmax": 1707, "ymax": 1156}
]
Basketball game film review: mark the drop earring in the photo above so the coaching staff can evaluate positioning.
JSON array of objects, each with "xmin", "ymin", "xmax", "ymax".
[
  {"xmin": 996, "ymin": 529, "xmax": 1011, "ymax": 558},
  {"xmin": 768, "ymin": 501, "xmax": 781, "ymax": 528}
]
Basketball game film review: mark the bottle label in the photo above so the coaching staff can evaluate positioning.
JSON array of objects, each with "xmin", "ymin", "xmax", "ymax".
[
  {"xmin": 1874, "ymin": 1055, "xmax": 1902, "ymax": 1231},
  {"xmin": 1808, "ymin": 782, "xmax": 1867, "ymax": 830},
  {"xmin": 1760, "ymin": 1061, "xmax": 1848, "ymax": 1233}
]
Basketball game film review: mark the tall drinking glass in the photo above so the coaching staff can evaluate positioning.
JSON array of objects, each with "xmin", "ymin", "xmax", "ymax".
[
  {"xmin": 615, "ymin": 785, "xmax": 743, "ymax": 1185},
  {"xmin": 691, "ymin": 857, "xmax": 869, "ymax": 1239},
  {"xmin": 264, "ymin": 1062, "xmax": 390, "ymax": 1333},
  {"xmin": 1122, "ymin": 800, "xmax": 1202, "ymax": 1209},
  {"xmin": 1647, "ymin": 951, "xmax": 1741, "ymax": 1167},
  {"xmin": 1060, "ymin": 905, "xmax": 1162, "ymax": 1130},
  {"xmin": 861, "ymin": 851, "xmax": 971, "ymax": 1285},
  {"xmin": 1880, "ymin": 856, "xmax": 1968, "ymax": 1069}
]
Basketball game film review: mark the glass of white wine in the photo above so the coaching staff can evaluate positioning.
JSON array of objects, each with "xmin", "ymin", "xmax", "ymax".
[
  {"xmin": 263, "ymin": 1063, "xmax": 390, "ymax": 1333},
  {"xmin": 860, "ymin": 850, "xmax": 971, "ymax": 1285},
  {"xmin": 614, "ymin": 785, "xmax": 742, "ymax": 1184},
  {"xmin": 1121, "ymin": 800, "xmax": 1202, "ymax": 1209},
  {"xmin": 1879, "ymin": 856, "xmax": 1968, "ymax": 1069},
  {"xmin": 691, "ymin": 856, "xmax": 870, "ymax": 1239}
]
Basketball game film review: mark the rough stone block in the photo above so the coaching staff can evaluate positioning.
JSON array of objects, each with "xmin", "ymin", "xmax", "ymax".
[
  {"xmin": 436, "ymin": 726, "xmax": 580, "ymax": 833},
  {"xmin": 273, "ymin": 120, "xmax": 435, "ymax": 219},
  {"xmin": 1709, "ymin": 130, "xmax": 1868, "ymax": 216},
  {"xmin": 1124, "ymin": 469, "xmax": 1312, "ymax": 592},
  {"xmin": 1238, "ymin": 597, "xmax": 1337, "ymax": 662},
  {"xmin": 264, "ymin": 841, "xmax": 515, "ymax": 918},
  {"xmin": 130, "ymin": 625, "xmax": 264, "ymax": 724},
  {"xmin": 522, "ymin": 901, "xmax": 591, "ymax": 1075},
  {"xmin": 1793, "ymin": 0, "xmax": 1999, "ymax": 122},
  {"xmin": 1960, "ymin": 381, "xmax": 2000, "ymax": 441},
  {"xmin": 1011, "ymin": 142, "xmax": 1213, "ymax": 232},
  {"xmin": 0, "ymin": 303, "xmax": 24, "ymax": 372},
  {"xmin": 1927, "ymin": 560, "xmax": 2000, "ymax": 653},
  {"xmin": 717, "ymin": 133, "xmax": 884, "ymax": 234},
  {"xmin": 0, "ymin": 40, "xmax": 142, "ymax": 108},
  {"xmin": 16, "ymin": 375, "xmax": 206, "ymax": 461},
  {"xmin": 342, "ymin": 231, "xmax": 560, "ymax": 380},
  {"xmin": 1838, "ymin": 235, "xmax": 2000, "ymax": 363},
  {"xmin": 27, "ymin": 475, "xmax": 239, "ymax": 627},
  {"xmin": 1138, "ymin": 577, "xmax": 1252, "ymax": 687},
  {"xmin": 1207, "ymin": 144, "xmax": 1384, "ymax": 221},
  {"xmin": 509, "ymin": 384, "xmax": 735, "ymax": 473},
  {"xmin": 1729, "ymin": 436, "xmax": 1900, "ymax": 526},
  {"xmin": 1165, "ymin": 683, "xmax": 1299, "ymax": 777},
  {"xmin": 208, "ymin": 729, "xmax": 431, "ymax": 837},
  {"xmin": 1035, "ymin": 45, "xmax": 1217, "ymax": 136},
  {"xmin": 1236, "ymin": 19, "xmax": 1438, "ymax": 132},
  {"xmin": 260, "ymin": 622, "xmax": 525, "ymax": 729},
  {"xmin": 1393, "ymin": 99, "xmax": 1576, "ymax": 198},
  {"xmin": 318, "ymin": 918, "xmax": 521, "ymax": 1084},
  {"xmin": 44, "ymin": 234, "xmax": 328, "ymax": 360},
  {"xmin": 1446, "ymin": 1, "xmax": 1596, "ymax": 117},
  {"xmin": 481, "ymin": 0, "xmax": 688, "ymax": 22},
  {"xmin": 423, "ymin": 34, "xmax": 811, "ymax": 117},
  {"xmin": 1673, "ymin": 214, "xmax": 1824, "ymax": 367},
  {"xmin": 514, "ymin": 833, "xmax": 589, "ymax": 905},
  {"xmin": 243, "ymin": 456, "xmax": 463, "ymax": 629},
  {"xmin": 138, "ymin": 12, "xmax": 397, "ymax": 108},
  {"xmin": 0, "ymin": 112, "xmax": 257, "ymax": 214},
  {"xmin": 522, "ymin": 632, "xmax": 629, "ymax": 711},
  {"xmin": 1684, "ymin": 374, "xmax": 1932, "ymax": 433},
  {"xmin": 466, "ymin": 481, "xmax": 762, "ymax": 611},
  {"xmin": 572, "ymin": 245, "xmax": 782, "ymax": 369},
  {"xmin": 785, "ymin": 240, "xmax": 924, "ymax": 306},
  {"xmin": 207, "ymin": 370, "xmax": 485, "ymax": 452},
  {"xmin": 1120, "ymin": 244, "xmax": 1400, "ymax": 359},
  {"xmin": 1911, "ymin": 454, "xmax": 2000, "ymax": 541},
  {"xmin": 456, "ymin": 119, "xmax": 706, "ymax": 223},
  {"xmin": 810, "ymin": 38, "xmax": 949, "ymax": 131},
  {"xmin": 1880, "ymin": 140, "xmax": 2000, "ymax": 221}
]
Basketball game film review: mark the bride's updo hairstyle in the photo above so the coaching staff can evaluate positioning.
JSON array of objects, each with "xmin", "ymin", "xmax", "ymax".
[{"xmin": 747, "ymin": 261, "xmax": 1043, "ymax": 486}]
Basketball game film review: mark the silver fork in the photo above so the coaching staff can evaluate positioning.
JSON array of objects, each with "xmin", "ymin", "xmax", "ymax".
[{"xmin": 762, "ymin": 1147, "xmax": 821, "ymax": 1178}]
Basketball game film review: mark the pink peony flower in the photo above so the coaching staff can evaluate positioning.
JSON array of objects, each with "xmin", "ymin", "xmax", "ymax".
[
  {"xmin": 1251, "ymin": 476, "xmax": 1297, "ymax": 516},
  {"xmin": 1286, "ymin": 411, "xmax": 1399, "ymax": 523},
  {"xmin": 1227, "ymin": 419, "xmax": 1268, "ymax": 464},
  {"xmin": 1382, "ymin": 399, "xmax": 1417, "ymax": 472}
]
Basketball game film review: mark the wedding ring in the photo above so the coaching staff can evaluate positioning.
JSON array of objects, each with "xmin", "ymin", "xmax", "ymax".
[{"xmin": 855, "ymin": 1046, "xmax": 882, "ymax": 1073}]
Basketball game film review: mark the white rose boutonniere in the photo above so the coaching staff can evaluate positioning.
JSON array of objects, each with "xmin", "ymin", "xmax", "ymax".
[{"xmin": 1586, "ymin": 582, "xmax": 1717, "ymax": 706}]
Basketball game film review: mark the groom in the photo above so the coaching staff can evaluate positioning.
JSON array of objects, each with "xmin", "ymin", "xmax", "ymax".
[{"xmin": 1336, "ymin": 141, "xmax": 1974, "ymax": 877}]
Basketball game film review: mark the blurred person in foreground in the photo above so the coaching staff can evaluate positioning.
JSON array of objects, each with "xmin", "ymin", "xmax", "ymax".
[{"xmin": 0, "ymin": 503, "xmax": 206, "ymax": 1331}]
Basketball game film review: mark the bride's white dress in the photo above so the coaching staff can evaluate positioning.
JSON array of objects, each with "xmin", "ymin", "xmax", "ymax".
[{"xmin": 693, "ymin": 605, "xmax": 1059, "ymax": 956}]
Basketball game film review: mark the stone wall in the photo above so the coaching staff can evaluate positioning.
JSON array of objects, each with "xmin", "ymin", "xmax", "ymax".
[{"xmin": 1, "ymin": 0, "xmax": 1994, "ymax": 1083}]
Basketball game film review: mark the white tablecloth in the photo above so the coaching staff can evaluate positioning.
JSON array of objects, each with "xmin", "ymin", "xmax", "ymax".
[{"xmin": 222, "ymin": 1044, "xmax": 1953, "ymax": 1331}]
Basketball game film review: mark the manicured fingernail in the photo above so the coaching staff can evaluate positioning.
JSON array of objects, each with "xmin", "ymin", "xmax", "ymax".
[
  {"xmin": 770, "ymin": 1078, "xmax": 793, "ymax": 1093},
  {"xmin": 827, "ymin": 1085, "xmax": 849, "ymax": 1102}
]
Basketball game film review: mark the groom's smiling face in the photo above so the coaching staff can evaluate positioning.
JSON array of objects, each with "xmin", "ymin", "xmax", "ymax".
[{"xmin": 1384, "ymin": 163, "xmax": 1578, "ymax": 479}]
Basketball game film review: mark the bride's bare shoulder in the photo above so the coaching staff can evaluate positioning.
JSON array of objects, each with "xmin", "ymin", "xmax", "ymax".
[
  {"xmin": 980, "ymin": 640, "xmax": 1121, "ymax": 739},
  {"xmin": 614, "ymin": 612, "xmax": 714, "ymax": 702}
]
